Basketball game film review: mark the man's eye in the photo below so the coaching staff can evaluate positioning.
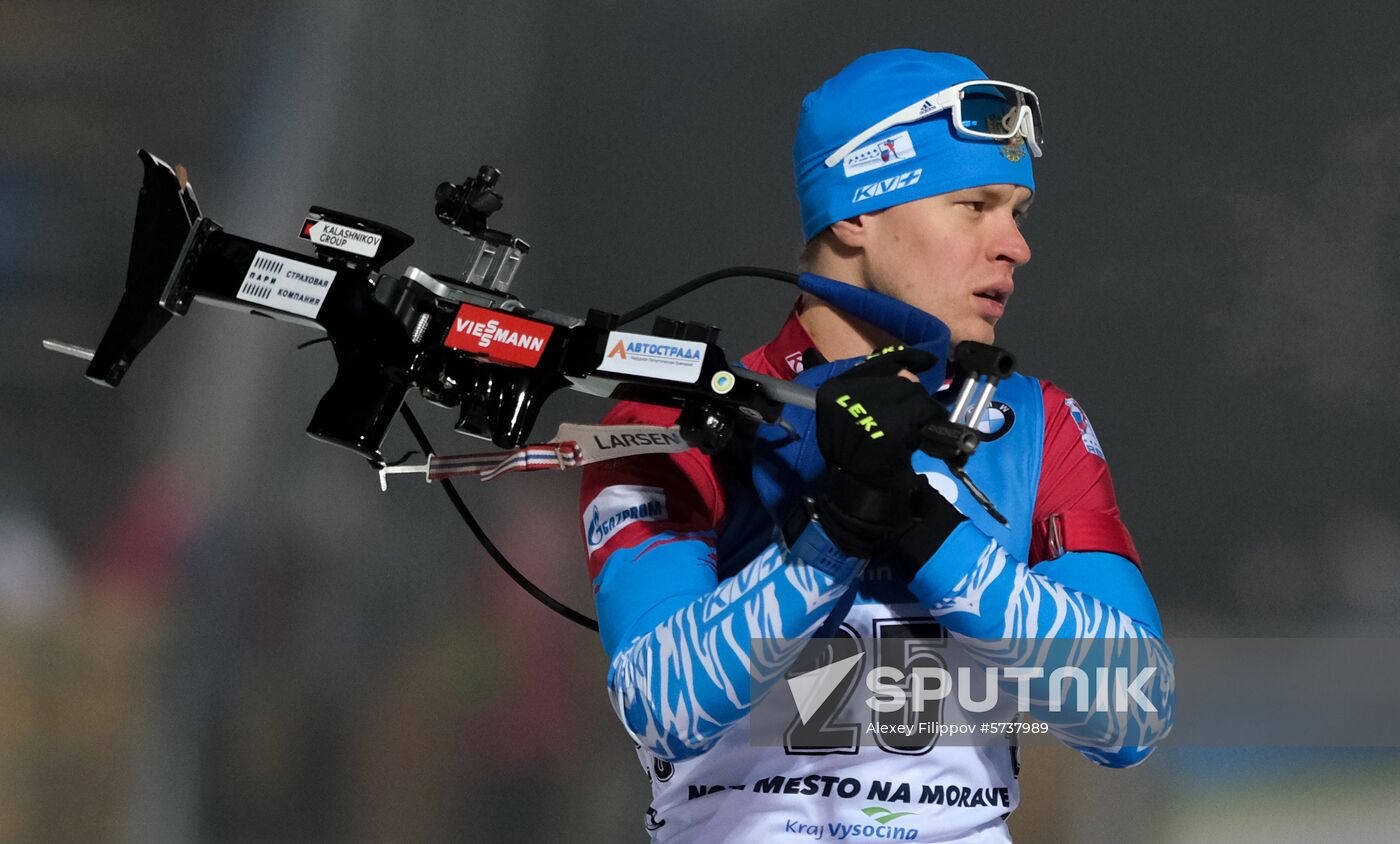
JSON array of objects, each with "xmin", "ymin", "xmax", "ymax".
[{"xmin": 960, "ymin": 201, "xmax": 986, "ymax": 212}]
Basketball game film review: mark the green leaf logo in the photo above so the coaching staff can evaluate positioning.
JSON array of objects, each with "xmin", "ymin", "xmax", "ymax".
[{"xmin": 861, "ymin": 805, "xmax": 916, "ymax": 824}]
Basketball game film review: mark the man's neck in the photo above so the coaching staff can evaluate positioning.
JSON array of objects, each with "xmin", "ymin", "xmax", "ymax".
[
  {"xmin": 795, "ymin": 292, "xmax": 900, "ymax": 361},
  {"xmin": 796, "ymin": 252, "xmax": 901, "ymax": 360}
]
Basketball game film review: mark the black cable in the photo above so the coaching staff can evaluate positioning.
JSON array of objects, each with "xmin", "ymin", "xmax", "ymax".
[
  {"xmin": 616, "ymin": 266, "xmax": 799, "ymax": 326},
  {"xmin": 398, "ymin": 402, "xmax": 599, "ymax": 631}
]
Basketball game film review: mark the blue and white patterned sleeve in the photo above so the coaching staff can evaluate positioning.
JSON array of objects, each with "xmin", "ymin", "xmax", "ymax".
[
  {"xmin": 602, "ymin": 522, "xmax": 863, "ymax": 762},
  {"xmin": 908, "ymin": 522, "xmax": 1175, "ymax": 768}
]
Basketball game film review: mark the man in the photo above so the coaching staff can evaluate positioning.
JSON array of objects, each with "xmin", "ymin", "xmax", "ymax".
[{"xmin": 580, "ymin": 50, "xmax": 1173, "ymax": 843}]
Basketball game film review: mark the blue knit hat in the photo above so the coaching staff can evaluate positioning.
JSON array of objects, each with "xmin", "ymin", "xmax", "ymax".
[{"xmin": 794, "ymin": 49, "xmax": 1036, "ymax": 241}]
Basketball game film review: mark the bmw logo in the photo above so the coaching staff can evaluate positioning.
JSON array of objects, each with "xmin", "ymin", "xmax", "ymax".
[{"xmin": 974, "ymin": 401, "xmax": 1015, "ymax": 442}]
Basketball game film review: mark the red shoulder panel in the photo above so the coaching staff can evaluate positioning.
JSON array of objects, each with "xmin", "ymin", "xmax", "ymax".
[
  {"xmin": 578, "ymin": 400, "xmax": 723, "ymax": 579},
  {"xmin": 1030, "ymin": 382, "xmax": 1140, "ymax": 567}
]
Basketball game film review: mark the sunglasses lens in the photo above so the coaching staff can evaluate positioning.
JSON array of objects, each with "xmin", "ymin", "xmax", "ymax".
[{"xmin": 958, "ymin": 84, "xmax": 1043, "ymax": 146}]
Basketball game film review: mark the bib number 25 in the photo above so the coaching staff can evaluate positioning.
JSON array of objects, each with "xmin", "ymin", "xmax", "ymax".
[{"xmin": 783, "ymin": 618, "xmax": 947, "ymax": 756}]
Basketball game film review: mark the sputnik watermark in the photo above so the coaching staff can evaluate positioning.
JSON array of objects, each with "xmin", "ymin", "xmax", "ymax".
[
  {"xmin": 786, "ymin": 662, "xmax": 1159, "ymax": 727},
  {"xmin": 856, "ymin": 665, "xmax": 1159, "ymax": 718},
  {"xmin": 754, "ymin": 634, "xmax": 1173, "ymax": 750}
]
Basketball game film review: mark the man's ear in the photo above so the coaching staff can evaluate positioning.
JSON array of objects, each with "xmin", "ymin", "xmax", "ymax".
[{"xmin": 829, "ymin": 215, "xmax": 872, "ymax": 250}]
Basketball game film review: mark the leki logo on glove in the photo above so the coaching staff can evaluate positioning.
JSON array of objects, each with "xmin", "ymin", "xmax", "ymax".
[
  {"xmin": 836, "ymin": 394, "xmax": 884, "ymax": 440},
  {"xmin": 445, "ymin": 303, "xmax": 553, "ymax": 367}
]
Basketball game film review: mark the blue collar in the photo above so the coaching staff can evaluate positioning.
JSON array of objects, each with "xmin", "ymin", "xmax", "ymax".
[{"xmin": 797, "ymin": 272, "xmax": 951, "ymax": 348}]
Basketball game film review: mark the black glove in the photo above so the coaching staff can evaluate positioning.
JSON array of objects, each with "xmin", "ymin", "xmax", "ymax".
[{"xmin": 810, "ymin": 347, "xmax": 965, "ymax": 571}]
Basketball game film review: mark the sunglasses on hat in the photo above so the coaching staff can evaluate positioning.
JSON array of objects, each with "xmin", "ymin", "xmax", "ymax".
[{"xmin": 824, "ymin": 80, "xmax": 1044, "ymax": 168}]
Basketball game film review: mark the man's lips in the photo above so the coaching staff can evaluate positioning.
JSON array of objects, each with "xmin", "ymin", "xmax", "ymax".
[{"xmin": 973, "ymin": 282, "xmax": 1014, "ymax": 319}]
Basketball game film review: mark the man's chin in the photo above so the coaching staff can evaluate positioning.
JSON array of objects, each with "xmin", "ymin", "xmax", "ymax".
[{"xmin": 951, "ymin": 320, "xmax": 997, "ymax": 347}]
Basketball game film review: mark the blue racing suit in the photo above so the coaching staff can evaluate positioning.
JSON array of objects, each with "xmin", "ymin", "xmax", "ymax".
[{"xmin": 579, "ymin": 274, "xmax": 1174, "ymax": 843}]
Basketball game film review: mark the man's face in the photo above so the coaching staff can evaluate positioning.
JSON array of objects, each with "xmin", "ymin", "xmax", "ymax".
[{"xmin": 858, "ymin": 184, "xmax": 1033, "ymax": 345}]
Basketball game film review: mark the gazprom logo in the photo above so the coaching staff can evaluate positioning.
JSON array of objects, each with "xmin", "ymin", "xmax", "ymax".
[
  {"xmin": 584, "ymin": 485, "xmax": 668, "ymax": 553},
  {"xmin": 852, "ymin": 168, "xmax": 923, "ymax": 203}
]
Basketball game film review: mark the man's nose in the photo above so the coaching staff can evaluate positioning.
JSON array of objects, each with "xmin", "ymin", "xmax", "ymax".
[{"xmin": 994, "ymin": 214, "xmax": 1031, "ymax": 267}]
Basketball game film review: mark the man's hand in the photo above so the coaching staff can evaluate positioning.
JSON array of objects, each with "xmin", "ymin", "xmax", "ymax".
[{"xmin": 811, "ymin": 346, "xmax": 963, "ymax": 564}]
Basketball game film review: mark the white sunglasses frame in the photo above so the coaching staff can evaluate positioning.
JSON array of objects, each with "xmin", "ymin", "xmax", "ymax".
[{"xmin": 823, "ymin": 79, "xmax": 1043, "ymax": 168}]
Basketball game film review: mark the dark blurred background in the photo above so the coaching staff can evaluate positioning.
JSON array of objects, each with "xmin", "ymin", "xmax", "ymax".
[{"xmin": 2, "ymin": 1, "xmax": 1398, "ymax": 841}]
